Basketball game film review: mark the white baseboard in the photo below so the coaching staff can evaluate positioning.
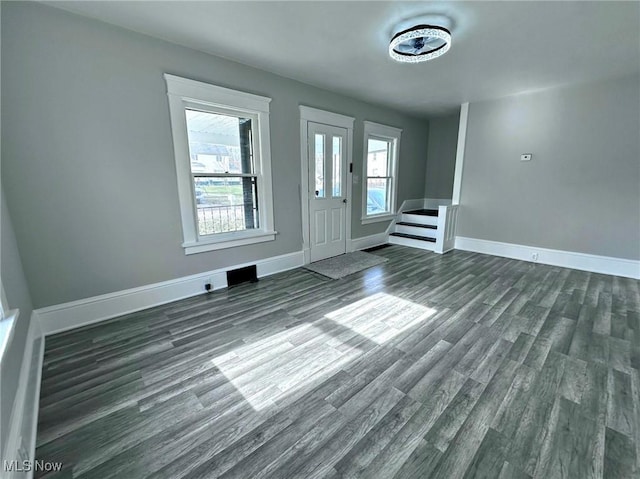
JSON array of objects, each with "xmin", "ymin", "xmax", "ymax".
[
  {"xmin": 27, "ymin": 320, "xmax": 44, "ymax": 479},
  {"xmin": 350, "ymin": 232, "xmax": 389, "ymax": 252},
  {"xmin": 36, "ymin": 251, "xmax": 304, "ymax": 336},
  {"xmin": 3, "ymin": 312, "xmax": 44, "ymax": 478},
  {"xmin": 238, "ymin": 250, "xmax": 305, "ymax": 279},
  {"xmin": 455, "ymin": 236, "xmax": 640, "ymax": 279}
]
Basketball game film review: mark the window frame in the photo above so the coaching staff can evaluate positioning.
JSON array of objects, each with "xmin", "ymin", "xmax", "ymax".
[
  {"xmin": 165, "ymin": 74, "xmax": 276, "ymax": 254},
  {"xmin": 361, "ymin": 121, "xmax": 402, "ymax": 224}
]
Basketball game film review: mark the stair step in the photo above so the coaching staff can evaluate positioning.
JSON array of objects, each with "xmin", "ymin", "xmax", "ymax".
[
  {"xmin": 405, "ymin": 209, "xmax": 439, "ymax": 217},
  {"xmin": 396, "ymin": 222, "xmax": 437, "ymax": 229},
  {"xmin": 401, "ymin": 212, "xmax": 437, "ymax": 227},
  {"xmin": 396, "ymin": 223, "xmax": 437, "ymax": 238},
  {"xmin": 389, "ymin": 234, "xmax": 437, "ymax": 251},
  {"xmin": 390, "ymin": 232, "xmax": 436, "ymax": 243}
]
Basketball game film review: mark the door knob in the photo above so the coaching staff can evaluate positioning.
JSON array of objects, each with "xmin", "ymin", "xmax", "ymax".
[{"xmin": 342, "ymin": 198, "xmax": 347, "ymax": 204}]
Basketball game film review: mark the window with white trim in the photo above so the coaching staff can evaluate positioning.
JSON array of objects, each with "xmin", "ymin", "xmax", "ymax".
[
  {"xmin": 165, "ymin": 75, "xmax": 276, "ymax": 254},
  {"xmin": 362, "ymin": 121, "xmax": 402, "ymax": 224}
]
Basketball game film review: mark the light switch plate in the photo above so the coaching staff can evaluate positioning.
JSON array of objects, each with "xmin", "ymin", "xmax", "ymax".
[{"xmin": 521, "ymin": 154, "xmax": 532, "ymax": 161}]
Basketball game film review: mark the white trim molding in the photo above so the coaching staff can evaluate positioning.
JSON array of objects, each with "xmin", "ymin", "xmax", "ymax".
[
  {"xmin": 299, "ymin": 106, "xmax": 355, "ymax": 265},
  {"xmin": 452, "ymin": 102, "xmax": 469, "ymax": 206},
  {"xmin": 362, "ymin": 121, "xmax": 402, "ymax": 224},
  {"xmin": 434, "ymin": 204, "xmax": 459, "ymax": 254},
  {"xmin": 361, "ymin": 214, "xmax": 394, "ymax": 225},
  {"xmin": 299, "ymin": 106, "xmax": 355, "ymax": 129},
  {"xmin": 350, "ymin": 232, "xmax": 389, "ymax": 252},
  {"xmin": 164, "ymin": 74, "xmax": 276, "ymax": 254},
  {"xmin": 182, "ymin": 230, "xmax": 277, "ymax": 255},
  {"xmin": 3, "ymin": 312, "xmax": 44, "ymax": 478},
  {"xmin": 36, "ymin": 251, "xmax": 304, "ymax": 336},
  {"xmin": 1, "ymin": 283, "xmax": 9, "ymax": 317},
  {"xmin": 455, "ymin": 236, "xmax": 640, "ymax": 279},
  {"xmin": 164, "ymin": 75, "xmax": 272, "ymax": 112},
  {"xmin": 0, "ymin": 309, "xmax": 18, "ymax": 364}
]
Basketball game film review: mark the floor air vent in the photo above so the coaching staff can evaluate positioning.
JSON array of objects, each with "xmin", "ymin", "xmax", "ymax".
[{"xmin": 226, "ymin": 265, "xmax": 258, "ymax": 287}]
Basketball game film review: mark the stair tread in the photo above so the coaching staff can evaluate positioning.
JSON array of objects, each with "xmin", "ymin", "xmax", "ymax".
[
  {"xmin": 405, "ymin": 209, "xmax": 439, "ymax": 217},
  {"xmin": 390, "ymin": 232, "xmax": 436, "ymax": 242},
  {"xmin": 396, "ymin": 222, "xmax": 437, "ymax": 229}
]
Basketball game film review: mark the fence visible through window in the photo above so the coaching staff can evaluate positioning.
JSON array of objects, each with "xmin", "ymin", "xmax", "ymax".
[{"xmin": 186, "ymin": 109, "xmax": 260, "ymax": 236}]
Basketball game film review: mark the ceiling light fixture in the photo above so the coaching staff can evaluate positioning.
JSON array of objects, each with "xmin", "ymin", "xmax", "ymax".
[{"xmin": 389, "ymin": 25, "xmax": 451, "ymax": 63}]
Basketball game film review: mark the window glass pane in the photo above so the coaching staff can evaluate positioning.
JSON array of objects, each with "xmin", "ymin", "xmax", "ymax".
[
  {"xmin": 366, "ymin": 178, "xmax": 390, "ymax": 215},
  {"xmin": 367, "ymin": 138, "xmax": 390, "ymax": 176},
  {"xmin": 332, "ymin": 136, "xmax": 342, "ymax": 197},
  {"xmin": 315, "ymin": 133, "xmax": 325, "ymax": 197},
  {"xmin": 194, "ymin": 176, "xmax": 258, "ymax": 236},
  {"xmin": 185, "ymin": 109, "xmax": 253, "ymax": 175}
]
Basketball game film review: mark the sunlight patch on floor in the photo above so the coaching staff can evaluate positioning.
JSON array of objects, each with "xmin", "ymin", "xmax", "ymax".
[
  {"xmin": 325, "ymin": 292, "xmax": 437, "ymax": 345},
  {"xmin": 210, "ymin": 293, "xmax": 435, "ymax": 410},
  {"xmin": 210, "ymin": 322, "xmax": 353, "ymax": 410}
]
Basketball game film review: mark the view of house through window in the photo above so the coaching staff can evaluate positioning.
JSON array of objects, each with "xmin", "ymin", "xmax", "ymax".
[
  {"xmin": 185, "ymin": 109, "xmax": 259, "ymax": 236},
  {"xmin": 366, "ymin": 137, "xmax": 393, "ymax": 215}
]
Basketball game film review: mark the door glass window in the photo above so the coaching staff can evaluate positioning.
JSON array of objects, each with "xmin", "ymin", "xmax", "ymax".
[
  {"xmin": 332, "ymin": 136, "xmax": 342, "ymax": 197},
  {"xmin": 314, "ymin": 133, "xmax": 325, "ymax": 197}
]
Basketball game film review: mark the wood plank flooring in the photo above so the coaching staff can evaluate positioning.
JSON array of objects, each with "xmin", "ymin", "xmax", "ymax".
[{"xmin": 35, "ymin": 246, "xmax": 640, "ymax": 478}]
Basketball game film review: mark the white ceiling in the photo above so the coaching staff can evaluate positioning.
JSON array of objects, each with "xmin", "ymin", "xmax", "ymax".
[{"xmin": 50, "ymin": 1, "xmax": 640, "ymax": 117}]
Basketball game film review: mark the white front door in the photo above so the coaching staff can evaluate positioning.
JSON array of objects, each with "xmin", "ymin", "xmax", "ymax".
[{"xmin": 308, "ymin": 122, "xmax": 348, "ymax": 262}]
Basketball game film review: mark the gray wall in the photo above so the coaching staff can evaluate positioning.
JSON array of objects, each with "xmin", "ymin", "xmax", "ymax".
[
  {"xmin": 1, "ymin": 2, "xmax": 429, "ymax": 308},
  {"xmin": 1, "ymin": 1, "xmax": 35, "ymax": 456},
  {"xmin": 1, "ymin": 190, "xmax": 34, "ymax": 455},
  {"xmin": 458, "ymin": 74, "xmax": 640, "ymax": 260},
  {"xmin": 424, "ymin": 110, "xmax": 460, "ymax": 199}
]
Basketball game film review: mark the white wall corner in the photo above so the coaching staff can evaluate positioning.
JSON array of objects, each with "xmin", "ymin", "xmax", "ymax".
[
  {"xmin": 452, "ymin": 102, "xmax": 469, "ymax": 206},
  {"xmin": 455, "ymin": 236, "xmax": 640, "ymax": 279},
  {"xmin": 35, "ymin": 251, "xmax": 304, "ymax": 336}
]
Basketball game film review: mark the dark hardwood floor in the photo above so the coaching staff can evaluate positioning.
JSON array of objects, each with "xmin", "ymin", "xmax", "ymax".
[{"xmin": 36, "ymin": 246, "xmax": 640, "ymax": 478}]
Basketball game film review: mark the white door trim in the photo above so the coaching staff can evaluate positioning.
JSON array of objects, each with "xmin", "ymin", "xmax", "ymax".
[{"xmin": 299, "ymin": 106, "xmax": 354, "ymax": 264}]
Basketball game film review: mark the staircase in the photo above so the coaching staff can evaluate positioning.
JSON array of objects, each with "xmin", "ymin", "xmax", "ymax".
[
  {"xmin": 389, "ymin": 209, "xmax": 439, "ymax": 251},
  {"xmin": 388, "ymin": 203, "xmax": 459, "ymax": 253}
]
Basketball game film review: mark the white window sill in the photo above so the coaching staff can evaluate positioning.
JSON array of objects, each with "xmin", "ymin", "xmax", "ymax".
[
  {"xmin": 182, "ymin": 230, "xmax": 277, "ymax": 255},
  {"xmin": 0, "ymin": 309, "xmax": 18, "ymax": 365},
  {"xmin": 361, "ymin": 214, "xmax": 395, "ymax": 225}
]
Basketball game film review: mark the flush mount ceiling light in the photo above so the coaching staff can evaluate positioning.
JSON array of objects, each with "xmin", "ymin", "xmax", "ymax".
[{"xmin": 389, "ymin": 25, "xmax": 451, "ymax": 63}]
